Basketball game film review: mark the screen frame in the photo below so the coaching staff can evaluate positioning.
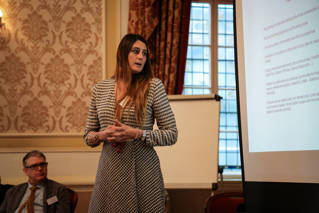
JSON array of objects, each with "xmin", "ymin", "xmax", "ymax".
[{"xmin": 234, "ymin": 0, "xmax": 319, "ymax": 211}]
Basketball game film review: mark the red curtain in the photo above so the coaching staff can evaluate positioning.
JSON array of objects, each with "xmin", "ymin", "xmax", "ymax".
[{"xmin": 128, "ymin": 0, "xmax": 191, "ymax": 94}]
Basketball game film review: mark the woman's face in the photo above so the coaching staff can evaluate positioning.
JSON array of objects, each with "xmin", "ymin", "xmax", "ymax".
[{"xmin": 128, "ymin": 40, "xmax": 147, "ymax": 73}]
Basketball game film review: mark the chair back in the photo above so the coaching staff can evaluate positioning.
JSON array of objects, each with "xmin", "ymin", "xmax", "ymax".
[
  {"xmin": 67, "ymin": 188, "xmax": 78, "ymax": 213},
  {"xmin": 205, "ymin": 192, "xmax": 244, "ymax": 213},
  {"xmin": 0, "ymin": 184, "xmax": 14, "ymax": 205}
]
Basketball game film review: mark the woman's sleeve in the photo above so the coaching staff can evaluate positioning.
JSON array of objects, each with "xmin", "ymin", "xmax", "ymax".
[
  {"xmin": 83, "ymin": 85, "xmax": 101, "ymax": 147},
  {"xmin": 145, "ymin": 79, "xmax": 178, "ymax": 147}
]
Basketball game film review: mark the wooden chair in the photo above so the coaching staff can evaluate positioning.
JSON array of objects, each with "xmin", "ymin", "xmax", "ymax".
[
  {"xmin": 67, "ymin": 188, "xmax": 78, "ymax": 213},
  {"xmin": 205, "ymin": 192, "xmax": 244, "ymax": 213}
]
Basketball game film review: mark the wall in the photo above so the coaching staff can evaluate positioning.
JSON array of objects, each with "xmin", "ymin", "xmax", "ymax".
[
  {"xmin": 0, "ymin": 0, "xmax": 123, "ymax": 186},
  {"xmin": 0, "ymin": 0, "xmax": 104, "ymax": 137}
]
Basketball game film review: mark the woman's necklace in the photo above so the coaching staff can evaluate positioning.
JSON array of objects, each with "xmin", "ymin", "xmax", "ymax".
[
  {"xmin": 113, "ymin": 81, "xmax": 129, "ymax": 153},
  {"xmin": 115, "ymin": 82, "xmax": 127, "ymax": 104}
]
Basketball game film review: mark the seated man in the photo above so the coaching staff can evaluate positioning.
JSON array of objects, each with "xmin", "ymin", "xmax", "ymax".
[{"xmin": 0, "ymin": 150, "xmax": 70, "ymax": 213}]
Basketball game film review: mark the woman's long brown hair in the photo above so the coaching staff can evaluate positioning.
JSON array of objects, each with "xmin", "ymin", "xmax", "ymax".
[{"xmin": 114, "ymin": 34, "xmax": 153, "ymax": 125}]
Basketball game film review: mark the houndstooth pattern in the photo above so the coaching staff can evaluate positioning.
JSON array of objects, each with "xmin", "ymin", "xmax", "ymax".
[{"xmin": 83, "ymin": 78, "xmax": 178, "ymax": 213}]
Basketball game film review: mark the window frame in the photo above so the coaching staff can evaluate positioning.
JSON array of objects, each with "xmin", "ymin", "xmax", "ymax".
[
  {"xmin": 190, "ymin": 0, "xmax": 234, "ymax": 95},
  {"xmin": 190, "ymin": 0, "xmax": 241, "ymax": 179}
]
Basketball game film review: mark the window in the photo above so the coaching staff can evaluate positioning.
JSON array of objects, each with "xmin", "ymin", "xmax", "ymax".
[
  {"xmin": 183, "ymin": 1, "xmax": 241, "ymax": 175},
  {"xmin": 184, "ymin": 3, "xmax": 211, "ymax": 95}
]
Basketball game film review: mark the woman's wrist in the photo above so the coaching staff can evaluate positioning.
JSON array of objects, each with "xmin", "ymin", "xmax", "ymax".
[
  {"xmin": 133, "ymin": 129, "xmax": 146, "ymax": 141},
  {"xmin": 134, "ymin": 129, "xmax": 143, "ymax": 140},
  {"xmin": 140, "ymin": 130, "xmax": 146, "ymax": 141},
  {"xmin": 90, "ymin": 132, "xmax": 100, "ymax": 144}
]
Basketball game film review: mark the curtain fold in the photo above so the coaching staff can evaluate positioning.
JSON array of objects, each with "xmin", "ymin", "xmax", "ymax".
[{"xmin": 128, "ymin": 0, "xmax": 191, "ymax": 95}]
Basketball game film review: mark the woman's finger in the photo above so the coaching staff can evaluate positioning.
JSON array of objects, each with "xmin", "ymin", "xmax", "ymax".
[{"xmin": 114, "ymin": 120, "xmax": 123, "ymax": 126}]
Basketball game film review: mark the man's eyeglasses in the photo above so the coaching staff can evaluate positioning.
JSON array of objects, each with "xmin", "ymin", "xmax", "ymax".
[
  {"xmin": 130, "ymin": 47, "xmax": 148, "ymax": 57},
  {"xmin": 25, "ymin": 162, "xmax": 48, "ymax": 170}
]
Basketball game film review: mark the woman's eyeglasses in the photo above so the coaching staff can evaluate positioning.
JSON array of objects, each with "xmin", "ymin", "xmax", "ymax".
[
  {"xmin": 130, "ymin": 47, "xmax": 148, "ymax": 57},
  {"xmin": 25, "ymin": 162, "xmax": 48, "ymax": 170}
]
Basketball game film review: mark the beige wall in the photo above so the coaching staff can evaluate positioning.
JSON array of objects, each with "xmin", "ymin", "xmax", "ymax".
[
  {"xmin": 105, "ymin": 0, "xmax": 129, "ymax": 79},
  {"xmin": 0, "ymin": 0, "xmax": 129, "ymax": 148},
  {"xmin": 0, "ymin": 0, "xmax": 104, "ymax": 138},
  {"xmin": 0, "ymin": 0, "xmax": 128, "ymax": 185}
]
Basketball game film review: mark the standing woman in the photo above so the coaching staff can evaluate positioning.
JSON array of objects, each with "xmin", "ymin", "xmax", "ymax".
[{"xmin": 83, "ymin": 34, "xmax": 178, "ymax": 213}]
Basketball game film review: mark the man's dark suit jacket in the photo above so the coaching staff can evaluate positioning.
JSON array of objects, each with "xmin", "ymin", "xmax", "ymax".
[{"xmin": 0, "ymin": 178, "xmax": 70, "ymax": 213}]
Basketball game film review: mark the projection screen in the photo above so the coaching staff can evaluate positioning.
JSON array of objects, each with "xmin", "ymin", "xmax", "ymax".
[{"xmin": 236, "ymin": 0, "xmax": 319, "ymax": 183}]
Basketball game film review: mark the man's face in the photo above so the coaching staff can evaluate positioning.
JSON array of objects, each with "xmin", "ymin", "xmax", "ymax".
[{"xmin": 23, "ymin": 156, "xmax": 48, "ymax": 185}]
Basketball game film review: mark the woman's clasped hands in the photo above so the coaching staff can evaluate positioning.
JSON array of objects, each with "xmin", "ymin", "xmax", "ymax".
[{"xmin": 99, "ymin": 120, "xmax": 142, "ymax": 143}]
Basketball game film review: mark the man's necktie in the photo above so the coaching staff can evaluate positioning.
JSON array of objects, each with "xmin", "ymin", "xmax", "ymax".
[{"xmin": 17, "ymin": 186, "xmax": 37, "ymax": 213}]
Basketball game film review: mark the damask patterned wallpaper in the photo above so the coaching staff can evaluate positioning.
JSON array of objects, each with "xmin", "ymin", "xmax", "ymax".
[{"xmin": 0, "ymin": 0, "xmax": 103, "ymax": 135}]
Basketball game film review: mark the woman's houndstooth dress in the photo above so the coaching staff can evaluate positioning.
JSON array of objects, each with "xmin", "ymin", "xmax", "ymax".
[{"xmin": 83, "ymin": 78, "xmax": 178, "ymax": 213}]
